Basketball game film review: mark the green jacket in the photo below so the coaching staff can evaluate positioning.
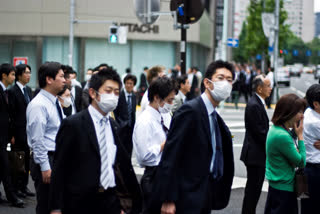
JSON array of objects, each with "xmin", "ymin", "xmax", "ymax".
[{"xmin": 265, "ymin": 125, "xmax": 306, "ymax": 192}]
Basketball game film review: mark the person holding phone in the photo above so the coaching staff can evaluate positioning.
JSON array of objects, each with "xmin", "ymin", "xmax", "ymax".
[{"xmin": 264, "ymin": 93, "xmax": 307, "ymax": 214}]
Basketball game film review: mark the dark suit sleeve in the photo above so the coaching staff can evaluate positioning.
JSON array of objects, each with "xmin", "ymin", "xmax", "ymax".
[
  {"xmin": 245, "ymin": 103, "xmax": 268, "ymax": 141},
  {"xmin": 152, "ymin": 104, "xmax": 195, "ymax": 203},
  {"xmin": 50, "ymin": 119, "xmax": 74, "ymax": 211}
]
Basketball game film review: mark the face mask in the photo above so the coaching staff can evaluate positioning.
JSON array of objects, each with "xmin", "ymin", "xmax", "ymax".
[
  {"xmin": 85, "ymin": 74, "xmax": 91, "ymax": 81},
  {"xmin": 159, "ymin": 102, "xmax": 173, "ymax": 114},
  {"xmin": 207, "ymin": 79, "xmax": 232, "ymax": 102},
  {"xmin": 60, "ymin": 96, "xmax": 72, "ymax": 108},
  {"xmin": 95, "ymin": 92, "xmax": 119, "ymax": 113}
]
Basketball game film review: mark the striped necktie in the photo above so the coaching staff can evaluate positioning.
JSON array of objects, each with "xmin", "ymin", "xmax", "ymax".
[
  {"xmin": 99, "ymin": 117, "xmax": 110, "ymax": 189},
  {"xmin": 127, "ymin": 94, "xmax": 132, "ymax": 126}
]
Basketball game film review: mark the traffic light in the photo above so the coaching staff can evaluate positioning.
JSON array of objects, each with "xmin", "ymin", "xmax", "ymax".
[{"xmin": 109, "ymin": 26, "xmax": 118, "ymax": 44}]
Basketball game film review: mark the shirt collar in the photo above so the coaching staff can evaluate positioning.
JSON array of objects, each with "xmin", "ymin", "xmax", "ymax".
[
  {"xmin": 146, "ymin": 105, "xmax": 162, "ymax": 122},
  {"xmin": 201, "ymin": 93, "xmax": 215, "ymax": 116},
  {"xmin": 0, "ymin": 81, "xmax": 6, "ymax": 91},
  {"xmin": 123, "ymin": 88, "xmax": 132, "ymax": 97},
  {"xmin": 16, "ymin": 81, "xmax": 25, "ymax": 92},
  {"xmin": 178, "ymin": 90, "xmax": 186, "ymax": 101},
  {"xmin": 255, "ymin": 93, "xmax": 266, "ymax": 106},
  {"xmin": 88, "ymin": 105, "xmax": 109, "ymax": 124},
  {"xmin": 39, "ymin": 89, "xmax": 58, "ymax": 105}
]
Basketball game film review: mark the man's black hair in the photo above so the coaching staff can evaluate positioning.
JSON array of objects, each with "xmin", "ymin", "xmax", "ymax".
[
  {"xmin": 176, "ymin": 74, "xmax": 188, "ymax": 90},
  {"xmin": 15, "ymin": 64, "xmax": 31, "ymax": 82},
  {"xmin": 0, "ymin": 63, "xmax": 15, "ymax": 81},
  {"xmin": 306, "ymin": 84, "xmax": 320, "ymax": 109},
  {"xmin": 204, "ymin": 60, "xmax": 235, "ymax": 80},
  {"xmin": 148, "ymin": 76, "xmax": 176, "ymax": 102},
  {"xmin": 124, "ymin": 74, "xmax": 137, "ymax": 86},
  {"xmin": 89, "ymin": 67, "xmax": 122, "ymax": 103},
  {"xmin": 38, "ymin": 62, "xmax": 62, "ymax": 88}
]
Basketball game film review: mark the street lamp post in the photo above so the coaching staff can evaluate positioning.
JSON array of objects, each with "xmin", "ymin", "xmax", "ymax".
[{"xmin": 273, "ymin": 0, "xmax": 280, "ymax": 101}]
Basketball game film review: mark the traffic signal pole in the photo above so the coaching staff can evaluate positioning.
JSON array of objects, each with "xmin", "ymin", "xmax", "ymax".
[
  {"xmin": 180, "ymin": 3, "xmax": 187, "ymax": 75},
  {"xmin": 69, "ymin": 0, "xmax": 75, "ymax": 67},
  {"xmin": 274, "ymin": 0, "xmax": 280, "ymax": 101}
]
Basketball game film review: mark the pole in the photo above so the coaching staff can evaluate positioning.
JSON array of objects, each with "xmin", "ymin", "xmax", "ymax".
[
  {"xmin": 273, "ymin": 0, "xmax": 280, "ymax": 100},
  {"xmin": 69, "ymin": 0, "xmax": 75, "ymax": 66},
  {"xmin": 180, "ymin": 2, "xmax": 187, "ymax": 75},
  {"xmin": 221, "ymin": 0, "xmax": 228, "ymax": 61}
]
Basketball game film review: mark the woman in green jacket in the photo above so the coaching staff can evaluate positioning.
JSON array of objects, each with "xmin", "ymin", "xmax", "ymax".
[{"xmin": 265, "ymin": 93, "xmax": 307, "ymax": 214}]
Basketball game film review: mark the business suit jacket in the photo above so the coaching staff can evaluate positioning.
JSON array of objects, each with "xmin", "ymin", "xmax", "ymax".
[
  {"xmin": 240, "ymin": 94, "xmax": 269, "ymax": 167},
  {"xmin": 8, "ymin": 84, "xmax": 32, "ymax": 151},
  {"xmin": 151, "ymin": 96, "xmax": 234, "ymax": 214},
  {"xmin": 0, "ymin": 86, "xmax": 12, "ymax": 147},
  {"xmin": 73, "ymin": 85, "xmax": 83, "ymax": 112},
  {"xmin": 50, "ymin": 109, "xmax": 142, "ymax": 214},
  {"xmin": 114, "ymin": 90, "xmax": 136, "ymax": 130},
  {"xmin": 113, "ymin": 90, "xmax": 136, "ymax": 155},
  {"xmin": 172, "ymin": 91, "xmax": 184, "ymax": 114},
  {"xmin": 186, "ymin": 74, "xmax": 198, "ymax": 100}
]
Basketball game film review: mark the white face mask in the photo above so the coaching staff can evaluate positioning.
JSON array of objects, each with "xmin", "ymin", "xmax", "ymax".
[
  {"xmin": 95, "ymin": 92, "xmax": 119, "ymax": 113},
  {"xmin": 85, "ymin": 74, "xmax": 91, "ymax": 81},
  {"xmin": 60, "ymin": 96, "xmax": 72, "ymax": 108},
  {"xmin": 207, "ymin": 79, "xmax": 232, "ymax": 102},
  {"xmin": 159, "ymin": 102, "xmax": 173, "ymax": 114}
]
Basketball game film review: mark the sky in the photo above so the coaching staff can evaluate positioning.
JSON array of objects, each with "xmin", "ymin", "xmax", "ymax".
[{"xmin": 315, "ymin": 0, "xmax": 320, "ymax": 13}]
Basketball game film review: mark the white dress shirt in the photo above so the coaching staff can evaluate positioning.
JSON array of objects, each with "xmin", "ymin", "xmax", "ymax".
[
  {"xmin": 88, "ymin": 105, "xmax": 117, "ymax": 188},
  {"xmin": 27, "ymin": 89, "xmax": 61, "ymax": 171},
  {"xmin": 201, "ymin": 93, "xmax": 216, "ymax": 171},
  {"xmin": 303, "ymin": 108, "xmax": 320, "ymax": 164},
  {"xmin": 0, "ymin": 81, "xmax": 6, "ymax": 91},
  {"xmin": 16, "ymin": 81, "xmax": 26, "ymax": 94},
  {"xmin": 140, "ymin": 90, "xmax": 149, "ymax": 112},
  {"xmin": 266, "ymin": 71, "xmax": 274, "ymax": 89},
  {"xmin": 255, "ymin": 93, "xmax": 266, "ymax": 106},
  {"xmin": 133, "ymin": 105, "xmax": 167, "ymax": 166}
]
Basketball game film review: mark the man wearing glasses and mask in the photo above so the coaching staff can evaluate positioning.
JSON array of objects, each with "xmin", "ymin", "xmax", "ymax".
[{"xmin": 150, "ymin": 60, "xmax": 235, "ymax": 214}]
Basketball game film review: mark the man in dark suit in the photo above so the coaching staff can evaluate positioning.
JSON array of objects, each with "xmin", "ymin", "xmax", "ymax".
[
  {"xmin": 81, "ymin": 68, "xmax": 93, "ymax": 89},
  {"xmin": 8, "ymin": 64, "xmax": 35, "ymax": 198},
  {"xmin": 49, "ymin": 68, "xmax": 142, "ymax": 214},
  {"xmin": 151, "ymin": 60, "xmax": 235, "ymax": 214},
  {"xmin": 240, "ymin": 75, "xmax": 271, "ymax": 214},
  {"xmin": 62, "ymin": 65, "xmax": 82, "ymax": 114},
  {"xmin": 0, "ymin": 63, "xmax": 25, "ymax": 207},
  {"xmin": 138, "ymin": 67, "xmax": 148, "ymax": 105},
  {"xmin": 114, "ymin": 74, "xmax": 137, "ymax": 158},
  {"xmin": 186, "ymin": 67, "xmax": 199, "ymax": 100},
  {"xmin": 244, "ymin": 67, "xmax": 255, "ymax": 103}
]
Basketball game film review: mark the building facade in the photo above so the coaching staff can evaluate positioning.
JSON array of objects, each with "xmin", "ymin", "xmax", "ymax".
[
  {"xmin": 0, "ymin": 0, "xmax": 213, "ymax": 89},
  {"xmin": 315, "ymin": 12, "xmax": 320, "ymax": 38}
]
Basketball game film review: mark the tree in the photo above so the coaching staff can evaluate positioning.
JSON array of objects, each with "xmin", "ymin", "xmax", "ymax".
[
  {"xmin": 307, "ymin": 38, "xmax": 320, "ymax": 65},
  {"xmin": 233, "ymin": 22, "xmax": 248, "ymax": 63},
  {"xmin": 233, "ymin": 0, "xmax": 291, "ymax": 64}
]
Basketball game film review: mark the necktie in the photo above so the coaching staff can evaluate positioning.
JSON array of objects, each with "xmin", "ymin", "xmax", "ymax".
[
  {"xmin": 99, "ymin": 117, "xmax": 110, "ymax": 189},
  {"xmin": 211, "ymin": 111, "xmax": 224, "ymax": 180},
  {"xmin": 55, "ymin": 99, "xmax": 63, "ymax": 121},
  {"xmin": 160, "ymin": 116, "xmax": 169, "ymax": 137},
  {"xmin": 23, "ymin": 87, "xmax": 30, "ymax": 104},
  {"xmin": 127, "ymin": 94, "xmax": 132, "ymax": 126},
  {"xmin": 3, "ymin": 89, "xmax": 8, "ymax": 104}
]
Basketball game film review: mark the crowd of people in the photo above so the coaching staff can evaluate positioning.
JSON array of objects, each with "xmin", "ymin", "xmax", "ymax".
[{"xmin": 0, "ymin": 59, "xmax": 319, "ymax": 214}]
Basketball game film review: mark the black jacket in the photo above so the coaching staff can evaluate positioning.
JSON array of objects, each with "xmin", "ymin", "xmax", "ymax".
[
  {"xmin": 113, "ymin": 90, "xmax": 136, "ymax": 129},
  {"xmin": 151, "ymin": 96, "xmax": 234, "ymax": 214},
  {"xmin": 49, "ymin": 109, "xmax": 142, "ymax": 214},
  {"xmin": 8, "ymin": 84, "xmax": 32, "ymax": 151},
  {"xmin": 73, "ymin": 85, "xmax": 83, "ymax": 112},
  {"xmin": 0, "ymin": 86, "xmax": 12, "ymax": 147},
  {"xmin": 240, "ymin": 94, "xmax": 269, "ymax": 167}
]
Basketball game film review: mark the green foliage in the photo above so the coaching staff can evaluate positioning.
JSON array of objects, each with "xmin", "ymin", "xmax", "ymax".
[{"xmin": 233, "ymin": 0, "xmax": 291, "ymax": 64}]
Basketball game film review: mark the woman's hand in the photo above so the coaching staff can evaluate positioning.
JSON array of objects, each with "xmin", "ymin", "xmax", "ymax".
[{"xmin": 294, "ymin": 118, "xmax": 304, "ymax": 141}]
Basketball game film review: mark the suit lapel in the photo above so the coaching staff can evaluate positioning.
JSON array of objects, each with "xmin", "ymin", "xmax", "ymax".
[
  {"xmin": 197, "ymin": 97, "xmax": 211, "ymax": 145},
  {"xmin": 254, "ymin": 94, "xmax": 268, "ymax": 121},
  {"xmin": 14, "ymin": 84, "xmax": 28, "ymax": 106},
  {"xmin": 82, "ymin": 109, "xmax": 100, "ymax": 156}
]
